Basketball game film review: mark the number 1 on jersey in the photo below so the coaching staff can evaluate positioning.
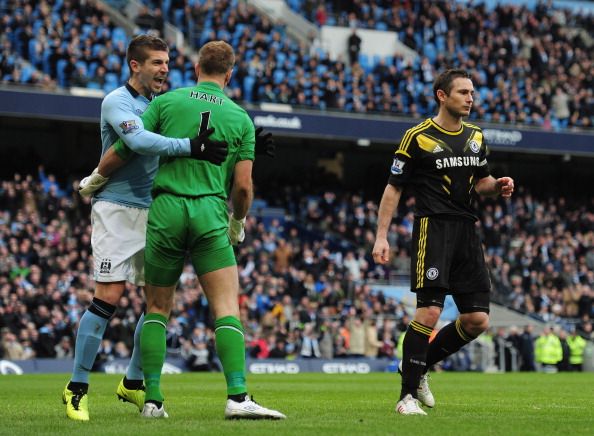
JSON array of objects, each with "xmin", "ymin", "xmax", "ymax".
[{"xmin": 198, "ymin": 111, "xmax": 211, "ymax": 135}]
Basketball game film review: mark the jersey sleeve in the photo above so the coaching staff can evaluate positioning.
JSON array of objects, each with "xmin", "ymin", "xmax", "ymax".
[
  {"xmin": 387, "ymin": 130, "xmax": 418, "ymax": 187},
  {"xmin": 237, "ymin": 115, "xmax": 256, "ymax": 161},
  {"xmin": 474, "ymin": 130, "xmax": 491, "ymax": 180},
  {"xmin": 102, "ymin": 93, "xmax": 191, "ymax": 157}
]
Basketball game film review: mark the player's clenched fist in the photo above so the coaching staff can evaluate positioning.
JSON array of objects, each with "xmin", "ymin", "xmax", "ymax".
[
  {"xmin": 372, "ymin": 238, "xmax": 390, "ymax": 265},
  {"xmin": 496, "ymin": 177, "xmax": 514, "ymax": 198},
  {"xmin": 190, "ymin": 127, "xmax": 228, "ymax": 165}
]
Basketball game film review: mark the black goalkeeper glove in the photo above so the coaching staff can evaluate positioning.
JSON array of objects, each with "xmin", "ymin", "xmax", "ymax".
[
  {"xmin": 254, "ymin": 127, "xmax": 275, "ymax": 158},
  {"xmin": 190, "ymin": 127, "xmax": 228, "ymax": 165}
]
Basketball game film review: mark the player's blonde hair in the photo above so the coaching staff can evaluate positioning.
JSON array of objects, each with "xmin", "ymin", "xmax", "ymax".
[{"xmin": 197, "ymin": 41, "xmax": 235, "ymax": 76}]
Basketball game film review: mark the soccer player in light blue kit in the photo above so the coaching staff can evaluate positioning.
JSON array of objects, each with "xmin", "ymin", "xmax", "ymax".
[{"xmin": 63, "ymin": 34, "xmax": 227, "ymax": 421}]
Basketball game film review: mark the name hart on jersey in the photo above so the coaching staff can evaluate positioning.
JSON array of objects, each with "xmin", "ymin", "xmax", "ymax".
[
  {"xmin": 436, "ymin": 155, "xmax": 481, "ymax": 169},
  {"xmin": 189, "ymin": 91, "xmax": 225, "ymax": 105}
]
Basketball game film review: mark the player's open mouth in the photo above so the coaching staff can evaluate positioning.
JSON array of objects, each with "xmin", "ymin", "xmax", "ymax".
[{"xmin": 154, "ymin": 78, "xmax": 166, "ymax": 86}]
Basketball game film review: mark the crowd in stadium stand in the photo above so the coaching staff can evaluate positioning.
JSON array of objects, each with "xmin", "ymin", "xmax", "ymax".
[
  {"xmin": 2, "ymin": 0, "xmax": 593, "ymax": 130},
  {"xmin": 0, "ymin": 0, "xmax": 195, "ymax": 92},
  {"xmin": 0, "ymin": 170, "xmax": 591, "ymax": 372}
]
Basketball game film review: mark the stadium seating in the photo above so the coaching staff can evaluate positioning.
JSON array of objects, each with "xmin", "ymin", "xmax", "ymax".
[{"xmin": 1, "ymin": 0, "xmax": 592, "ymax": 130}]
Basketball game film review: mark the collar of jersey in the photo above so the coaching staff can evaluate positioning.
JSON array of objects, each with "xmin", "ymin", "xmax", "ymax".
[
  {"xmin": 125, "ymin": 82, "xmax": 153, "ymax": 101},
  {"xmin": 429, "ymin": 118, "xmax": 464, "ymax": 135}
]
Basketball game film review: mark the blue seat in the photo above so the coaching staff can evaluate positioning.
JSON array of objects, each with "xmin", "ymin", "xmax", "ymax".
[
  {"xmin": 273, "ymin": 69, "xmax": 286, "ymax": 85},
  {"xmin": 105, "ymin": 72, "xmax": 119, "ymax": 86},
  {"xmin": 56, "ymin": 58, "xmax": 68, "ymax": 87},
  {"xmin": 112, "ymin": 27, "xmax": 127, "ymax": 46},
  {"xmin": 243, "ymin": 75, "xmax": 255, "ymax": 102},
  {"xmin": 168, "ymin": 69, "xmax": 183, "ymax": 89},
  {"xmin": 423, "ymin": 43, "xmax": 437, "ymax": 63},
  {"xmin": 103, "ymin": 81, "xmax": 118, "ymax": 94},
  {"xmin": 358, "ymin": 53, "xmax": 369, "ymax": 71},
  {"xmin": 20, "ymin": 65, "xmax": 34, "ymax": 83},
  {"xmin": 184, "ymin": 70, "xmax": 196, "ymax": 83}
]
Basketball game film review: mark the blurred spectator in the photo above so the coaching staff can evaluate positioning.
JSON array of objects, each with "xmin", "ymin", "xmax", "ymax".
[
  {"xmin": 567, "ymin": 328, "xmax": 587, "ymax": 371},
  {"xmin": 300, "ymin": 322, "xmax": 321, "ymax": 358},
  {"xmin": 534, "ymin": 326, "xmax": 563, "ymax": 372},
  {"xmin": 519, "ymin": 325, "xmax": 536, "ymax": 371},
  {"xmin": 346, "ymin": 29, "xmax": 362, "ymax": 66}
]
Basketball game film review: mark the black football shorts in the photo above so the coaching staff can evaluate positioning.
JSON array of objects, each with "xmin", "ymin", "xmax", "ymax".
[{"xmin": 410, "ymin": 215, "xmax": 491, "ymax": 295}]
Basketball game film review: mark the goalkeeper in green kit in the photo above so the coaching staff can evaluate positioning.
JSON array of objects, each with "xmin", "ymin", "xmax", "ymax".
[{"xmin": 106, "ymin": 40, "xmax": 284, "ymax": 419}]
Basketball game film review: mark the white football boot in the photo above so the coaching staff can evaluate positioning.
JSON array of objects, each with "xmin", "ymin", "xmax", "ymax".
[
  {"xmin": 141, "ymin": 402, "xmax": 169, "ymax": 418},
  {"xmin": 225, "ymin": 395, "xmax": 286, "ymax": 420},
  {"xmin": 395, "ymin": 394, "xmax": 427, "ymax": 416}
]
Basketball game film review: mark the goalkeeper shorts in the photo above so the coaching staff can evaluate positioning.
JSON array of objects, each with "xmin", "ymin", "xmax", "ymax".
[{"xmin": 144, "ymin": 193, "xmax": 236, "ymax": 286}]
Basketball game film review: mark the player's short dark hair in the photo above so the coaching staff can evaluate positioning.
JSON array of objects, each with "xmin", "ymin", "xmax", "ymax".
[
  {"xmin": 126, "ymin": 34, "xmax": 169, "ymax": 69},
  {"xmin": 433, "ymin": 69, "xmax": 472, "ymax": 105},
  {"xmin": 197, "ymin": 41, "xmax": 235, "ymax": 76}
]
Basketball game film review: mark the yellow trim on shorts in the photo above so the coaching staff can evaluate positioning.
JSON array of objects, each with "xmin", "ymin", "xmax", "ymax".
[{"xmin": 416, "ymin": 217, "xmax": 429, "ymax": 288}]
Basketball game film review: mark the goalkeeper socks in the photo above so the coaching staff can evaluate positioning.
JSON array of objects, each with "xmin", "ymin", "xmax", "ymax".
[
  {"xmin": 425, "ymin": 318, "xmax": 476, "ymax": 372},
  {"xmin": 126, "ymin": 312, "xmax": 145, "ymax": 382},
  {"xmin": 71, "ymin": 297, "xmax": 115, "ymax": 384},
  {"xmin": 400, "ymin": 320, "xmax": 432, "ymax": 400},
  {"xmin": 141, "ymin": 313, "xmax": 168, "ymax": 403},
  {"xmin": 215, "ymin": 316, "xmax": 247, "ymax": 395}
]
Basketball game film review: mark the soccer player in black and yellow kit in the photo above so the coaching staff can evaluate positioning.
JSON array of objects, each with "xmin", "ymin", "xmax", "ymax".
[{"xmin": 372, "ymin": 69, "xmax": 514, "ymax": 415}]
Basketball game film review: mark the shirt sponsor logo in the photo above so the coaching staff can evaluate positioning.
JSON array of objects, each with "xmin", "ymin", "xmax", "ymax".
[
  {"xmin": 119, "ymin": 120, "xmax": 139, "ymax": 134},
  {"xmin": 435, "ymin": 156, "xmax": 480, "ymax": 169},
  {"xmin": 391, "ymin": 158, "xmax": 406, "ymax": 175}
]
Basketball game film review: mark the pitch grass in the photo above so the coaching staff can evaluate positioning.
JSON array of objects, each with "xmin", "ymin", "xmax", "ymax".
[{"xmin": 1, "ymin": 372, "xmax": 593, "ymax": 436}]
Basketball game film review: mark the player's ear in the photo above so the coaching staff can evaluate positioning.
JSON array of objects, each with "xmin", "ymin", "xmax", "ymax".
[
  {"xmin": 436, "ymin": 88, "xmax": 447, "ymax": 103},
  {"xmin": 224, "ymin": 69, "xmax": 233, "ymax": 86},
  {"xmin": 129, "ymin": 59, "xmax": 140, "ymax": 74}
]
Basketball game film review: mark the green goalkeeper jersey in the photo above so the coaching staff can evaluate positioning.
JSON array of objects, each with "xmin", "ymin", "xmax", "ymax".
[{"xmin": 135, "ymin": 81, "xmax": 255, "ymax": 199}]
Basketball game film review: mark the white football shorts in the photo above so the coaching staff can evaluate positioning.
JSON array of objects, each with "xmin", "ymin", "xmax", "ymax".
[{"xmin": 91, "ymin": 200, "xmax": 148, "ymax": 286}]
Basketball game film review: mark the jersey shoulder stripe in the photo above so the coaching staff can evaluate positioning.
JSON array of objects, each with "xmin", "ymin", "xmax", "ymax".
[{"xmin": 397, "ymin": 119, "xmax": 432, "ymax": 154}]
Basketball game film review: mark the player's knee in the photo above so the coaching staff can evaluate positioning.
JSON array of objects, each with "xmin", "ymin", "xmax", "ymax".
[
  {"xmin": 95, "ymin": 282, "xmax": 126, "ymax": 306},
  {"xmin": 415, "ymin": 306, "xmax": 441, "ymax": 327},
  {"xmin": 460, "ymin": 312, "xmax": 489, "ymax": 337}
]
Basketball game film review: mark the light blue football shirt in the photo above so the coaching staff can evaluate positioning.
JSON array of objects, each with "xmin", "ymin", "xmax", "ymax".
[{"xmin": 94, "ymin": 83, "xmax": 191, "ymax": 208}]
